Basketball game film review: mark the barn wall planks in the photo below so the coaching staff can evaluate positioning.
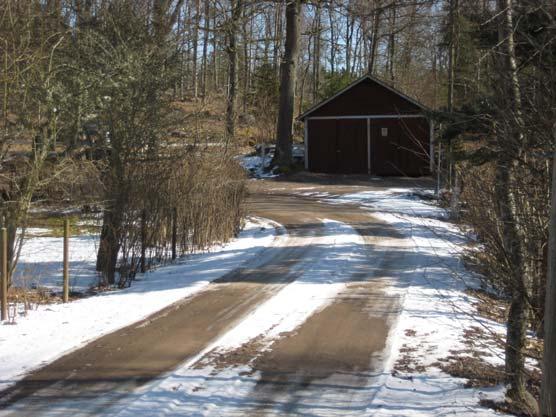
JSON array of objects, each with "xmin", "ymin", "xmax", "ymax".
[
  {"xmin": 370, "ymin": 118, "xmax": 430, "ymax": 177},
  {"xmin": 308, "ymin": 119, "xmax": 368, "ymax": 174},
  {"xmin": 302, "ymin": 75, "xmax": 431, "ymax": 177},
  {"xmin": 308, "ymin": 78, "xmax": 422, "ymax": 118},
  {"xmin": 308, "ymin": 117, "xmax": 429, "ymax": 176}
]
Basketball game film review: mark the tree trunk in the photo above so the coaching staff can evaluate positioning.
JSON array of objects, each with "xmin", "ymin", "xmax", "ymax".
[
  {"xmin": 367, "ymin": 9, "xmax": 381, "ymax": 74},
  {"xmin": 192, "ymin": 0, "xmax": 200, "ymax": 98},
  {"xmin": 273, "ymin": 3, "xmax": 283, "ymax": 78},
  {"xmin": 496, "ymin": 0, "xmax": 538, "ymax": 413},
  {"xmin": 447, "ymin": 0, "xmax": 458, "ymax": 204},
  {"xmin": 312, "ymin": 3, "xmax": 321, "ymax": 101},
  {"xmin": 242, "ymin": 6, "xmax": 252, "ymax": 114},
  {"xmin": 225, "ymin": 0, "xmax": 242, "ymax": 141},
  {"xmin": 387, "ymin": 6, "xmax": 396, "ymax": 82},
  {"xmin": 274, "ymin": 0, "xmax": 300, "ymax": 168},
  {"xmin": 96, "ymin": 208, "xmax": 122, "ymax": 286},
  {"xmin": 328, "ymin": 6, "xmax": 336, "ymax": 75},
  {"xmin": 541, "ymin": 124, "xmax": 556, "ymax": 417},
  {"xmin": 201, "ymin": 0, "xmax": 209, "ymax": 98},
  {"xmin": 212, "ymin": 7, "xmax": 219, "ymax": 90},
  {"xmin": 346, "ymin": 15, "xmax": 353, "ymax": 75}
]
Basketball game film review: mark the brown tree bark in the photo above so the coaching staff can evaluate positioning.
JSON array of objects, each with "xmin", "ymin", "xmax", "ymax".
[
  {"xmin": 496, "ymin": 0, "xmax": 537, "ymax": 413},
  {"xmin": 225, "ymin": 0, "xmax": 242, "ymax": 140},
  {"xmin": 192, "ymin": 0, "xmax": 200, "ymax": 98},
  {"xmin": 273, "ymin": 2, "xmax": 283, "ymax": 78},
  {"xmin": 345, "ymin": 13, "xmax": 354, "ymax": 75},
  {"xmin": 387, "ymin": 6, "xmax": 396, "ymax": 82},
  {"xmin": 201, "ymin": 0, "xmax": 210, "ymax": 98},
  {"xmin": 541, "ymin": 124, "xmax": 556, "ymax": 417},
  {"xmin": 312, "ymin": 3, "xmax": 321, "ymax": 101},
  {"xmin": 212, "ymin": 7, "xmax": 219, "ymax": 90},
  {"xmin": 274, "ymin": 0, "xmax": 301, "ymax": 168},
  {"xmin": 367, "ymin": 8, "xmax": 381, "ymax": 74},
  {"xmin": 328, "ymin": 6, "xmax": 336, "ymax": 75}
]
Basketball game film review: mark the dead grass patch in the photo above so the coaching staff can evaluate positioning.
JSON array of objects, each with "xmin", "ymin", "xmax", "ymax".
[
  {"xmin": 437, "ymin": 355, "xmax": 505, "ymax": 388},
  {"xmin": 466, "ymin": 288, "xmax": 508, "ymax": 325},
  {"xmin": 393, "ymin": 343, "xmax": 426, "ymax": 374}
]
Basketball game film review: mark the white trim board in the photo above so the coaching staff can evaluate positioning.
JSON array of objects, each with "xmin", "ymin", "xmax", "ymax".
[
  {"xmin": 304, "ymin": 119, "xmax": 309, "ymax": 170},
  {"xmin": 367, "ymin": 118, "xmax": 371, "ymax": 175},
  {"xmin": 307, "ymin": 114, "xmax": 426, "ymax": 120}
]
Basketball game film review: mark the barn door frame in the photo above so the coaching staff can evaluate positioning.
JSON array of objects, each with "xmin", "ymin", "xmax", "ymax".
[
  {"xmin": 367, "ymin": 118, "xmax": 371, "ymax": 175},
  {"xmin": 304, "ymin": 119, "xmax": 309, "ymax": 170},
  {"xmin": 304, "ymin": 114, "xmax": 432, "ymax": 175}
]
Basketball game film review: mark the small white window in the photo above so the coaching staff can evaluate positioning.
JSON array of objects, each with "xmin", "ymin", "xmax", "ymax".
[{"xmin": 381, "ymin": 128, "xmax": 388, "ymax": 137}]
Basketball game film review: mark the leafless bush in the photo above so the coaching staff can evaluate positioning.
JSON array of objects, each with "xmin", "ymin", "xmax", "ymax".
[
  {"xmin": 98, "ymin": 147, "xmax": 245, "ymax": 288},
  {"xmin": 461, "ymin": 159, "xmax": 549, "ymax": 335}
]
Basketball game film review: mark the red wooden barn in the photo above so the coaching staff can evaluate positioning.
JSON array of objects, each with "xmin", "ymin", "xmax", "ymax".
[{"xmin": 298, "ymin": 75, "xmax": 433, "ymax": 176}]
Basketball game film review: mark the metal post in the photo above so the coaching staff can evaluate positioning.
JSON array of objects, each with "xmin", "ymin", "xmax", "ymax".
[
  {"xmin": 436, "ymin": 141, "xmax": 442, "ymax": 197},
  {"xmin": 172, "ymin": 207, "xmax": 177, "ymax": 261},
  {"xmin": 140, "ymin": 209, "xmax": 146, "ymax": 273},
  {"xmin": 1, "ymin": 227, "xmax": 7, "ymax": 321},
  {"xmin": 63, "ymin": 219, "xmax": 69, "ymax": 303},
  {"xmin": 304, "ymin": 119, "xmax": 309, "ymax": 170},
  {"xmin": 367, "ymin": 118, "xmax": 371, "ymax": 175},
  {"xmin": 429, "ymin": 120, "xmax": 435, "ymax": 173}
]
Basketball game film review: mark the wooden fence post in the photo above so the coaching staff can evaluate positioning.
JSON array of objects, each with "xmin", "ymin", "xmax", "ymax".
[
  {"xmin": 140, "ymin": 209, "xmax": 146, "ymax": 273},
  {"xmin": 63, "ymin": 218, "xmax": 69, "ymax": 303},
  {"xmin": 172, "ymin": 207, "xmax": 177, "ymax": 261},
  {"xmin": 1, "ymin": 227, "xmax": 7, "ymax": 321}
]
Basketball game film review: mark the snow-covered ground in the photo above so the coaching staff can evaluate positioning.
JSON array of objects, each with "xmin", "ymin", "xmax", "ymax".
[
  {"xmin": 0, "ymin": 217, "xmax": 279, "ymax": 392},
  {"xmin": 325, "ymin": 187, "xmax": 508, "ymax": 416},
  {"xmin": 239, "ymin": 154, "xmax": 277, "ymax": 178},
  {"xmin": 13, "ymin": 231, "xmax": 99, "ymax": 292},
  {"xmin": 0, "ymin": 183, "xmax": 514, "ymax": 416},
  {"xmin": 238, "ymin": 145, "xmax": 304, "ymax": 178},
  {"xmin": 96, "ymin": 186, "xmax": 511, "ymax": 417}
]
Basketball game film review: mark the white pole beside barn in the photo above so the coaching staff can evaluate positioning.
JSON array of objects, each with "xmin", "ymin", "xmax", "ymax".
[
  {"xmin": 430, "ymin": 120, "xmax": 435, "ymax": 173},
  {"xmin": 304, "ymin": 119, "xmax": 309, "ymax": 170},
  {"xmin": 367, "ymin": 118, "xmax": 371, "ymax": 175}
]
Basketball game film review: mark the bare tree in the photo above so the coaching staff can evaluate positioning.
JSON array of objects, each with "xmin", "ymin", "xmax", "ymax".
[
  {"xmin": 494, "ymin": 0, "xmax": 537, "ymax": 412},
  {"xmin": 541, "ymin": 124, "xmax": 556, "ymax": 417},
  {"xmin": 274, "ymin": 0, "xmax": 301, "ymax": 168},
  {"xmin": 224, "ymin": 0, "xmax": 243, "ymax": 140}
]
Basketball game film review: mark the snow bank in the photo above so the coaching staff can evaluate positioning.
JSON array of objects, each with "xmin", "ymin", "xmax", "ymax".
[
  {"xmin": 238, "ymin": 155, "xmax": 277, "ymax": 178},
  {"xmin": 0, "ymin": 217, "xmax": 279, "ymax": 392},
  {"xmin": 326, "ymin": 188, "xmax": 508, "ymax": 416}
]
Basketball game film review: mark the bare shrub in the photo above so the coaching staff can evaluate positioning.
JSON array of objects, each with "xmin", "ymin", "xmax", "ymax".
[{"xmin": 99, "ymin": 147, "xmax": 245, "ymax": 288}]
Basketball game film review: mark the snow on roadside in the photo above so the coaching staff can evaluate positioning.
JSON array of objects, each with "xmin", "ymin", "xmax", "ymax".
[
  {"xmin": 112, "ymin": 189, "xmax": 510, "ymax": 417},
  {"xmin": 325, "ymin": 188, "xmax": 509, "ymax": 416},
  {"xmin": 109, "ymin": 219, "xmax": 369, "ymax": 417},
  {"xmin": 13, "ymin": 233, "xmax": 99, "ymax": 292},
  {"xmin": 238, "ymin": 155, "xmax": 277, "ymax": 179},
  {"xmin": 0, "ymin": 217, "xmax": 280, "ymax": 393}
]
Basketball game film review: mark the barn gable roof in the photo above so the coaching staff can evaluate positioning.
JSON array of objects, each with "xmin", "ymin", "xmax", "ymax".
[{"xmin": 298, "ymin": 74, "xmax": 429, "ymax": 121}]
